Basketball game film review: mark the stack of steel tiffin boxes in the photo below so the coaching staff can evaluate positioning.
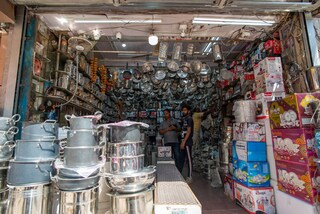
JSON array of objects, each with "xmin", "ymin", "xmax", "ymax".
[
  {"xmin": 102, "ymin": 121, "xmax": 156, "ymax": 214},
  {"xmin": 52, "ymin": 114, "xmax": 105, "ymax": 214},
  {"xmin": 6, "ymin": 119, "xmax": 59, "ymax": 214},
  {"xmin": 0, "ymin": 114, "xmax": 20, "ymax": 213}
]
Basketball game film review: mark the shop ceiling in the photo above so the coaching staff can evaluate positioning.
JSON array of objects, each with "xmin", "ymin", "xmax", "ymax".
[{"xmin": 11, "ymin": 0, "xmax": 320, "ymax": 67}]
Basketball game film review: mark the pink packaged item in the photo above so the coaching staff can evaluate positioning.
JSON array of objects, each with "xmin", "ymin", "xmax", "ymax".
[
  {"xmin": 275, "ymin": 160, "xmax": 320, "ymax": 204},
  {"xmin": 269, "ymin": 93, "xmax": 320, "ymax": 129},
  {"xmin": 272, "ymin": 128, "xmax": 318, "ymax": 165},
  {"xmin": 234, "ymin": 181, "xmax": 276, "ymax": 214},
  {"xmin": 224, "ymin": 174, "xmax": 234, "ymax": 200}
]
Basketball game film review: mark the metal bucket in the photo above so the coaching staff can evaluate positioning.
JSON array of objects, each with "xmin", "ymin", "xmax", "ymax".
[
  {"xmin": 58, "ymin": 185, "xmax": 99, "ymax": 214},
  {"xmin": 7, "ymin": 184, "xmax": 51, "ymax": 214},
  {"xmin": 108, "ymin": 186, "xmax": 154, "ymax": 214}
]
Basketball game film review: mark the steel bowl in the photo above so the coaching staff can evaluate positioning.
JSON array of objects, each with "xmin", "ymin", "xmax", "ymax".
[
  {"xmin": 104, "ymin": 166, "xmax": 155, "ymax": 193},
  {"xmin": 109, "ymin": 154, "xmax": 144, "ymax": 174}
]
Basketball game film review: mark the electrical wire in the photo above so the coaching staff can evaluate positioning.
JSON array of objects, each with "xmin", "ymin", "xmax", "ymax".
[{"xmin": 55, "ymin": 50, "xmax": 79, "ymax": 108}]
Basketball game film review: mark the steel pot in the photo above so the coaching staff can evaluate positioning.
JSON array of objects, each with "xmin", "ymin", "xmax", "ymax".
[
  {"xmin": 7, "ymin": 160, "xmax": 55, "ymax": 186},
  {"xmin": 104, "ymin": 166, "xmax": 155, "ymax": 193},
  {"xmin": 14, "ymin": 139, "xmax": 59, "ymax": 161},
  {"xmin": 0, "ymin": 177, "xmax": 7, "ymax": 190},
  {"xmin": 0, "ymin": 128, "xmax": 17, "ymax": 145},
  {"xmin": 106, "ymin": 124, "xmax": 141, "ymax": 143},
  {"xmin": 108, "ymin": 186, "xmax": 154, "ymax": 214},
  {"xmin": 58, "ymin": 74, "xmax": 70, "ymax": 89},
  {"xmin": 191, "ymin": 60, "xmax": 202, "ymax": 73},
  {"xmin": 58, "ymin": 167, "xmax": 100, "ymax": 179},
  {"xmin": 7, "ymin": 184, "xmax": 51, "ymax": 214},
  {"xmin": 52, "ymin": 174, "xmax": 100, "ymax": 191},
  {"xmin": 0, "ymin": 166, "xmax": 8, "ymax": 180},
  {"xmin": 63, "ymin": 144, "xmax": 103, "ymax": 168},
  {"xmin": 0, "ymin": 141, "xmax": 15, "ymax": 159},
  {"xmin": 177, "ymin": 70, "xmax": 188, "ymax": 79},
  {"xmin": 21, "ymin": 120, "xmax": 58, "ymax": 140},
  {"xmin": 142, "ymin": 62, "xmax": 154, "ymax": 74},
  {"xmin": 65, "ymin": 112, "xmax": 102, "ymax": 130},
  {"xmin": 67, "ymin": 129, "xmax": 102, "ymax": 147},
  {"xmin": 181, "ymin": 61, "xmax": 192, "ymax": 73},
  {"xmin": 108, "ymin": 141, "xmax": 144, "ymax": 157},
  {"xmin": 0, "ymin": 114, "xmax": 20, "ymax": 131},
  {"xmin": 150, "ymin": 74, "xmax": 161, "ymax": 85},
  {"xmin": 0, "ymin": 188, "xmax": 8, "ymax": 201},
  {"xmin": 110, "ymin": 154, "xmax": 144, "ymax": 174},
  {"xmin": 58, "ymin": 185, "xmax": 99, "ymax": 214}
]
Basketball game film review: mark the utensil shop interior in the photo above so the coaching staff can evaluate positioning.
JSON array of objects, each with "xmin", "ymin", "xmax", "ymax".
[{"xmin": 2, "ymin": 0, "xmax": 320, "ymax": 213}]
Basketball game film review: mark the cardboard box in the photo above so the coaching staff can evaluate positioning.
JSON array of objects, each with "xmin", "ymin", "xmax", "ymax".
[
  {"xmin": 233, "ymin": 123, "xmax": 266, "ymax": 142},
  {"xmin": 157, "ymin": 146, "xmax": 172, "ymax": 158},
  {"xmin": 254, "ymin": 57, "xmax": 284, "ymax": 94},
  {"xmin": 255, "ymin": 92, "xmax": 286, "ymax": 119},
  {"xmin": 224, "ymin": 174, "xmax": 234, "ymax": 200},
  {"xmin": 268, "ymin": 93, "xmax": 320, "ymax": 129},
  {"xmin": 233, "ymin": 159, "xmax": 270, "ymax": 187},
  {"xmin": 234, "ymin": 181, "xmax": 276, "ymax": 214},
  {"xmin": 232, "ymin": 141, "xmax": 267, "ymax": 162},
  {"xmin": 272, "ymin": 128, "xmax": 317, "ymax": 165},
  {"xmin": 275, "ymin": 160, "xmax": 320, "ymax": 204}
]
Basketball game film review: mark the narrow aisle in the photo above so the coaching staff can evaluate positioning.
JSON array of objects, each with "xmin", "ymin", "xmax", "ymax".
[{"xmin": 188, "ymin": 173, "xmax": 246, "ymax": 214}]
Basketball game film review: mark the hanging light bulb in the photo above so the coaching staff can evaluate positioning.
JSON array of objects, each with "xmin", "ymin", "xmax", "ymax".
[{"xmin": 148, "ymin": 33, "xmax": 158, "ymax": 46}]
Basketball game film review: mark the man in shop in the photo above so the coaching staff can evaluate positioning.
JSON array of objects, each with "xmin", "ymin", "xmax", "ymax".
[
  {"xmin": 180, "ymin": 105, "xmax": 194, "ymax": 184},
  {"xmin": 193, "ymin": 107, "xmax": 211, "ymax": 148},
  {"xmin": 159, "ymin": 109, "xmax": 182, "ymax": 172}
]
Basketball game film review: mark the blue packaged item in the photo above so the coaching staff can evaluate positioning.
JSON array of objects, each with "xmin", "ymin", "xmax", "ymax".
[
  {"xmin": 316, "ymin": 130, "xmax": 320, "ymax": 157},
  {"xmin": 233, "ymin": 159, "xmax": 270, "ymax": 187},
  {"xmin": 232, "ymin": 141, "xmax": 267, "ymax": 162}
]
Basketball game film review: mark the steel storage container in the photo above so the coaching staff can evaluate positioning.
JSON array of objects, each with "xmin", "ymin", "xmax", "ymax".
[
  {"xmin": 108, "ymin": 186, "xmax": 154, "ymax": 214},
  {"xmin": 58, "ymin": 186, "xmax": 99, "ymax": 214},
  {"xmin": 7, "ymin": 184, "xmax": 51, "ymax": 214}
]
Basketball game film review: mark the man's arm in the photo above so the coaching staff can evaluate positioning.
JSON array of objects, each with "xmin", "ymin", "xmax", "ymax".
[
  {"xmin": 159, "ymin": 123, "xmax": 173, "ymax": 134},
  {"xmin": 180, "ymin": 126, "xmax": 191, "ymax": 150}
]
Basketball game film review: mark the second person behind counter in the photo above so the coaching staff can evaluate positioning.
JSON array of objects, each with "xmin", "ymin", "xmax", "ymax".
[{"xmin": 159, "ymin": 109, "xmax": 182, "ymax": 172}]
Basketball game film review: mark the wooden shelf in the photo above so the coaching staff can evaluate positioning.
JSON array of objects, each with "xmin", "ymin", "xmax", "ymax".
[{"xmin": 44, "ymin": 95, "xmax": 94, "ymax": 113}]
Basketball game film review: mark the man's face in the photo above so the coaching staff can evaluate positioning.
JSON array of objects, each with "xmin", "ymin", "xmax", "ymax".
[
  {"xmin": 182, "ymin": 107, "xmax": 189, "ymax": 116},
  {"xmin": 164, "ymin": 111, "xmax": 170, "ymax": 119}
]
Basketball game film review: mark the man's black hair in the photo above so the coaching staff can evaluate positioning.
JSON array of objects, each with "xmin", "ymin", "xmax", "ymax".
[
  {"xmin": 181, "ymin": 105, "xmax": 191, "ymax": 111},
  {"xmin": 164, "ymin": 109, "xmax": 171, "ymax": 113}
]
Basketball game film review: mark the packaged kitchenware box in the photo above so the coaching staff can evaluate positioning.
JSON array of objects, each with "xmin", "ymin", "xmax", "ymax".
[
  {"xmin": 233, "ymin": 159, "xmax": 270, "ymax": 188},
  {"xmin": 233, "ymin": 123, "xmax": 266, "ymax": 142},
  {"xmin": 268, "ymin": 93, "xmax": 320, "ymax": 129},
  {"xmin": 253, "ymin": 57, "xmax": 283, "ymax": 76},
  {"xmin": 157, "ymin": 146, "xmax": 172, "ymax": 158},
  {"xmin": 254, "ymin": 72, "xmax": 285, "ymax": 95},
  {"xmin": 315, "ymin": 130, "xmax": 320, "ymax": 156},
  {"xmin": 272, "ymin": 128, "xmax": 317, "ymax": 165},
  {"xmin": 232, "ymin": 141, "xmax": 267, "ymax": 162},
  {"xmin": 234, "ymin": 181, "xmax": 276, "ymax": 214},
  {"xmin": 224, "ymin": 173, "xmax": 234, "ymax": 200},
  {"xmin": 275, "ymin": 160, "xmax": 320, "ymax": 205},
  {"xmin": 255, "ymin": 92, "xmax": 286, "ymax": 119}
]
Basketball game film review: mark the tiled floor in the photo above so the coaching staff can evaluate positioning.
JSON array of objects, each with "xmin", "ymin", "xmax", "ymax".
[{"xmin": 188, "ymin": 173, "xmax": 246, "ymax": 214}]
